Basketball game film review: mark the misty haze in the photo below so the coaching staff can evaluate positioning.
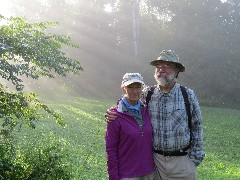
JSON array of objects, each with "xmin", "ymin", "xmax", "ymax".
[
  {"xmin": 0, "ymin": 0, "xmax": 240, "ymax": 179},
  {"xmin": 1, "ymin": 0, "xmax": 240, "ymax": 109}
]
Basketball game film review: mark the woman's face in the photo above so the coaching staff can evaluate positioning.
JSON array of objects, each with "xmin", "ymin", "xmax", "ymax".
[{"xmin": 122, "ymin": 82, "xmax": 142, "ymax": 105}]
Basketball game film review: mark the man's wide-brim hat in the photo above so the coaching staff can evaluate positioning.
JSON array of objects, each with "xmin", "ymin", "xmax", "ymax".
[{"xmin": 149, "ymin": 50, "xmax": 185, "ymax": 72}]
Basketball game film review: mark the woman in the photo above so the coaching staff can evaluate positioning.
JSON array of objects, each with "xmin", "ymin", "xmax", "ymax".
[{"xmin": 105, "ymin": 73, "xmax": 154, "ymax": 180}]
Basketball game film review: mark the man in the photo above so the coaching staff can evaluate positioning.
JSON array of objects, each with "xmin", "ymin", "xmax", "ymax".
[{"xmin": 106, "ymin": 50, "xmax": 205, "ymax": 180}]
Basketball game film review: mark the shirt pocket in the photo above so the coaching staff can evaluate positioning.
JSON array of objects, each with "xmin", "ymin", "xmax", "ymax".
[{"xmin": 167, "ymin": 108, "xmax": 188, "ymax": 132}]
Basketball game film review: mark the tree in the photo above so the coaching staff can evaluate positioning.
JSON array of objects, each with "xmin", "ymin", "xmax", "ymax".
[
  {"xmin": 8, "ymin": 0, "xmax": 240, "ymax": 108},
  {"xmin": 0, "ymin": 15, "xmax": 82, "ymax": 129},
  {"xmin": 0, "ymin": 15, "xmax": 83, "ymax": 178}
]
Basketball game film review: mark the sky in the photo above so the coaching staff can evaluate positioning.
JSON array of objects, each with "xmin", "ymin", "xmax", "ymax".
[{"xmin": 0, "ymin": 1, "xmax": 13, "ymax": 17}]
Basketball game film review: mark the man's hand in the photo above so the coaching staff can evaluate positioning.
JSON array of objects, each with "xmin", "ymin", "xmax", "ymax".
[{"xmin": 105, "ymin": 107, "xmax": 117, "ymax": 122}]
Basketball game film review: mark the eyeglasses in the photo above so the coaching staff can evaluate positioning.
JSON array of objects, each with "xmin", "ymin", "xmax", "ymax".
[{"xmin": 155, "ymin": 64, "xmax": 175, "ymax": 70}]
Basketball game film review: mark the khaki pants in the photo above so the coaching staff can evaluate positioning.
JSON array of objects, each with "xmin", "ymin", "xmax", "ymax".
[
  {"xmin": 154, "ymin": 153, "xmax": 197, "ymax": 180},
  {"xmin": 120, "ymin": 172, "xmax": 154, "ymax": 180}
]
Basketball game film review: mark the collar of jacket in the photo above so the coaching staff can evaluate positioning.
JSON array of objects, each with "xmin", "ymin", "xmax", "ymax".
[{"xmin": 116, "ymin": 99, "xmax": 145, "ymax": 113}]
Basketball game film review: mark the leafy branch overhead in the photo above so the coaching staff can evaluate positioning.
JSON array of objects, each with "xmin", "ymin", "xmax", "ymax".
[
  {"xmin": 0, "ymin": 15, "xmax": 83, "ymax": 131},
  {"xmin": 0, "ymin": 15, "xmax": 83, "ymax": 91}
]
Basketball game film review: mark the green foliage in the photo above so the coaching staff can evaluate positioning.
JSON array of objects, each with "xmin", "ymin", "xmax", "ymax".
[
  {"xmin": 0, "ymin": 15, "xmax": 82, "ymax": 90},
  {"xmin": 0, "ymin": 136, "xmax": 15, "ymax": 180},
  {"xmin": 0, "ymin": 15, "xmax": 83, "ymax": 179},
  {"xmin": 0, "ymin": 131, "xmax": 72, "ymax": 180},
  {"xmin": 0, "ymin": 14, "xmax": 82, "ymax": 131},
  {"xmin": 0, "ymin": 84, "xmax": 65, "ymax": 133},
  {"xmin": 0, "ymin": 81, "xmax": 67, "ymax": 179}
]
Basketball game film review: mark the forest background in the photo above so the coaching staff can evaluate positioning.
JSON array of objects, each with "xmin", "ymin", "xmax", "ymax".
[{"xmin": 1, "ymin": 0, "xmax": 240, "ymax": 109}]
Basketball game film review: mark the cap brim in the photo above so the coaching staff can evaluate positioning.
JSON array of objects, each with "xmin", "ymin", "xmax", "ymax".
[{"xmin": 149, "ymin": 60, "xmax": 185, "ymax": 72}]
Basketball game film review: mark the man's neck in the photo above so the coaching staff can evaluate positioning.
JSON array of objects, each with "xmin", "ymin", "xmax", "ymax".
[{"xmin": 159, "ymin": 81, "xmax": 176, "ymax": 93}]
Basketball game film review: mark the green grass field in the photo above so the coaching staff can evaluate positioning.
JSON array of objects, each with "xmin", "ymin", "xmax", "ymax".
[{"xmin": 13, "ymin": 96, "xmax": 240, "ymax": 179}]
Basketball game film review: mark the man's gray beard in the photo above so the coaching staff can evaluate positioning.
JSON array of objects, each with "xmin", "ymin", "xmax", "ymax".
[{"xmin": 154, "ymin": 74, "xmax": 175, "ymax": 86}]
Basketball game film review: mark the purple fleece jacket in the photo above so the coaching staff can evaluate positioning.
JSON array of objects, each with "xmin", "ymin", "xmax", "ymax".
[{"xmin": 105, "ymin": 100, "xmax": 154, "ymax": 180}]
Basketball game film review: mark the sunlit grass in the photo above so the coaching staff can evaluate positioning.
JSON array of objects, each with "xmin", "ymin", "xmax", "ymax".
[
  {"xmin": 12, "ymin": 96, "xmax": 240, "ymax": 179},
  {"xmin": 198, "ymin": 107, "xmax": 240, "ymax": 179}
]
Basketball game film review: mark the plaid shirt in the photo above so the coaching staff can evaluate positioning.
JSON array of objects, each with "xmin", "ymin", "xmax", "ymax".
[{"xmin": 141, "ymin": 83, "xmax": 205, "ymax": 166}]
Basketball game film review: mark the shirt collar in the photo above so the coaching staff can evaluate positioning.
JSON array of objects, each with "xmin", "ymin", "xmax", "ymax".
[
  {"xmin": 116, "ymin": 98, "xmax": 144, "ymax": 113},
  {"xmin": 157, "ymin": 83, "xmax": 179, "ymax": 98},
  {"xmin": 122, "ymin": 96, "xmax": 140, "ymax": 111}
]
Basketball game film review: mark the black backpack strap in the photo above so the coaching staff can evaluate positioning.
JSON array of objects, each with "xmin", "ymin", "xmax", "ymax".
[
  {"xmin": 180, "ymin": 85, "xmax": 192, "ymax": 145},
  {"xmin": 146, "ymin": 86, "xmax": 155, "ymax": 107}
]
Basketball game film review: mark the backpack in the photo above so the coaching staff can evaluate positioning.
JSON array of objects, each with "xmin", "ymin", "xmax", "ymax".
[{"xmin": 145, "ymin": 85, "xmax": 192, "ymax": 145}]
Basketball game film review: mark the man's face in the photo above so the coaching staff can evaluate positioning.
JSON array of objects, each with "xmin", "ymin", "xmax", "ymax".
[{"xmin": 154, "ymin": 61, "xmax": 178, "ymax": 86}]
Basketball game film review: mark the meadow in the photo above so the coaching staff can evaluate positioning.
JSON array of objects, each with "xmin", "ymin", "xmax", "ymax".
[{"xmin": 13, "ymin": 96, "xmax": 240, "ymax": 179}]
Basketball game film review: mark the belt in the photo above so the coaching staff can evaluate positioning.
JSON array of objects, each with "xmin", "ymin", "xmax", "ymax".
[
  {"xmin": 154, "ymin": 144, "xmax": 190, "ymax": 157},
  {"xmin": 154, "ymin": 149, "xmax": 188, "ymax": 156}
]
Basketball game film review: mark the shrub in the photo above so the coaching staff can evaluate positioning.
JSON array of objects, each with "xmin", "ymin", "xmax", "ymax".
[{"xmin": 0, "ymin": 131, "xmax": 72, "ymax": 180}]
